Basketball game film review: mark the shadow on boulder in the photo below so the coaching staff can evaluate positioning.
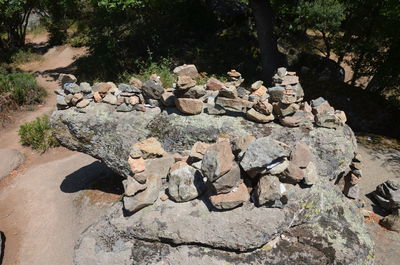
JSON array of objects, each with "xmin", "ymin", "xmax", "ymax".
[
  {"xmin": 60, "ymin": 161, "xmax": 124, "ymax": 195},
  {"xmin": 1, "ymin": 231, "xmax": 5, "ymax": 265}
]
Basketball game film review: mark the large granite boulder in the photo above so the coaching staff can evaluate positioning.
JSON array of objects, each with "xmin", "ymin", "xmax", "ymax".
[
  {"xmin": 74, "ymin": 179, "xmax": 374, "ymax": 265},
  {"xmin": 51, "ymin": 103, "xmax": 356, "ymax": 181}
]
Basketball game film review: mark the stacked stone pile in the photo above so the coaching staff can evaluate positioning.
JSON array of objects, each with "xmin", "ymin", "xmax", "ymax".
[
  {"xmin": 121, "ymin": 133, "xmax": 323, "ymax": 214},
  {"xmin": 373, "ymin": 178, "xmax": 400, "ymax": 231},
  {"xmin": 55, "ymin": 65, "xmax": 347, "ymax": 132}
]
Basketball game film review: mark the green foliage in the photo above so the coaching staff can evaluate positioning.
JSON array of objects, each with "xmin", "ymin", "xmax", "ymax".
[
  {"xmin": 18, "ymin": 115, "xmax": 59, "ymax": 151},
  {"xmin": 10, "ymin": 49, "xmax": 42, "ymax": 64},
  {"xmin": 0, "ymin": 67, "xmax": 46, "ymax": 105},
  {"xmin": 130, "ymin": 57, "xmax": 175, "ymax": 88}
]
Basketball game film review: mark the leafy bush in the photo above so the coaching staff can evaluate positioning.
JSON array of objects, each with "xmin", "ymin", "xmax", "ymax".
[
  {"xmin": 19, "ymin": 115, "xmax": 60, "ymax": 151},
  {"xmin": 0, "ymin": 67, "xmax": 46, "ymax": 106},
  {"xmin": 11, "ymin": 49, "xmax": 42, "ymax": 64}
]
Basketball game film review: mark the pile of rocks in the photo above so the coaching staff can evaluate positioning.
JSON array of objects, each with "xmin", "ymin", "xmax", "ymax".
[
  {"xmin": 122, "ymin": 133, "xmax": 321, "ymax": 214},
  {"xmin": 373, "ymin": 178, "xmax": 400, "ymax": 231},
  {"xmin": 55, "ymin": 65, "xmax": 347, "ymax": 131}
]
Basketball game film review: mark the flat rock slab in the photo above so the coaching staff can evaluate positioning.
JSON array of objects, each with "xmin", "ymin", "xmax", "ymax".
[
  {"xmin": 51, "ymin": 104, "xmax": 356, "ymax": 180},
  {"xmin": 0, "ymin": 148, "xmax": 24, "ymax": 180},
  {"xmin": 74, "ymin": 181, "xmax": 374, "ymax": 265}
]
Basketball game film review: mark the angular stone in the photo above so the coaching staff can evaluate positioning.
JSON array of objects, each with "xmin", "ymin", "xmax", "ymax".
[
  {"xmin": 123, "ymin": 174, "xmax": 161, "ymax": 214},
  {"xmin": 290, "ymin": 142, "xmax": 312, "ymax": 168},
  {"xmin": 277, "ymin": 67, "xmax": 287, "ymax": 77},
  {"xmin": 211, "ymin": 162, "xmax": 242, "ymax": 194},
  {"xmin": 56, "ymin": 95, "xmax": 68, "ymax": 106},
  {"xmin": 175, "ymin": 98, "xmax": 203, "ymax": 115},
  {"xmin": 128, "ymin": 157, "xmax": 146, "ymax": 174},
  {"xmin": 118, "ymin": 83, "xmax": 141, "ymax": 93},
  {"xmin": 64, "ymin": 83, "xmax": 81, "ymax": 94},
  {"xmin": 335, "ymin": 110, "xmax": 347, "ymax": 124},
  {"xmin": 216, "ymin": 97, "xmax": 254, "ymax": 112},
  {"xmin": 254, "ymin": 100, "xmax": 273, "ymax": 115},
  {"xmin": 181, "ymin": 85, "xmax": 206, "ymax": 98},
  {"xmin": 246, "ymin": 108, "xmax": 274, "ymax": 123},
  {"xmin": 189, "ymin": 141, "xmax": 210, "ymax": 162},
  {"xmin": 311, "ymin": 98, "xmax": 334, "ymax": 115},
  {"xmin": 315, "ymin": 113, "xmax": 342, "ymax": 129},
  {"xmin": 129, "ymin": 77, "xmax": 143, "ymax": 89},
  {"xmin": 161, "ymin": 92, "xmax": 176, "ymax": 107},
  {"xmin": 303, "ymin": 162, "xmax": 318, "ymax": 185},
  {"xmin": 240, "ymin": 137, "xmax": 290, "ymax": 175},
  {"xmin": 168, "ymin": 164, "xmax": 205, "ymax": 202},
  {"xmin": 281, "ymin": 92, "xmax": 297, "ymax": 104},
  {"xmin": 133, "ymin": 137, "xmax": 166, "ymax": 159},
  {"xmin": 251, "ymin": 80, "xmax": 263, "ymax": 90},
  {"xmin": 345, "ymin": 184, "xmax": 360, "ymax": 199},
  {"xmin": 268, "ymin": 158, "xmax": 289, "ymax": 175},
  {"xmin": 254, "ymin": 175, "xmax": 282, "ymax": 206},
  {"xmin": 135, "ymin": 155, "xmax": 175, "ymax": 183},
  {"xmin": 232, "ymin": 136, "xmax": 256, "ymax": 159},
  {"xmin": 283, "ymin": 162, "xmax": 305, "ymax": 183},
  {"xmin": 219, "ymin": 85, "xmax": 238, "ymax": 99},
  {"xmin": 206, "ymin": 77, "xmax": 225, "ymax": 91},
  {"xmin": 201, "ymin": 141, "xmax": 234, "ymax": 182},
  {"xmin": 210, "ymin": 183, "xmax": 249, "ymax": 210},
  {"xmin": 173, "ymin": 64, "xmax": 199, "ymax": 78},
  {"xmin": 142, "ymin": 80, "xmax": 164, "ymax": 100},
  {"xmin": 373, "ymin": 179, "xmax": 400, "ymax": 210},
  {"xmin": 102, "ymin": 94, "xmax": 118, "ymax": 105},
  {"xmin": 76, "ymin": 99, "xmax": 90, "ymax": 108},
  {"xmin": 129, "ymin": 95, "xmax": 140, "ymax": 105},
  {"xmin": 58, "ymin": 73, "xmax": 77, "ymax": 85},
  {"xmin": 206, "ymin": 96, "xmax": 226, "ymax": 115},
  {"xmin": 252, "ymin": 86, "xmax": 267, "ymax": 97},
  {"xmin": 280, "ymin": 75, "xmax": 299, "ymax": 86},
  {"xmin": 280, "ymin": 110, "xmax": 314, "ymax": 127},
  {"xmin": 71, "ymin": 93, "xmax": 83, "ymax": 105},
  {"xmin": 227, "ymin": 69, "xmax": 241, "ymax": 78},
  {"xmin": 93, "ymin": 92, "xmax": 102, "ymax": 102},
  {"xmin": 273, "ymin": 102, "xmax": 299, "ymax": 117},
  {"xmin": 268, "ymin": 86, "xmax": 285, "ymax": 102},
  {"xmin": 80, "ymin": 82, "xmax": 92, "ymax": 93},
  {"xmin": 129, "ymin": 146, "xmax": 143, "ymax": 159},
  {"xmin": 248, "ymin": 94, "xmax": 260, "ymax": 103},
  {"xmin": 123, "ymin": 176, "xmax": 147, "ymax": 196},
  {"xmin": 93, "ymin": 82, "xmax": 112, "ymax": 93},
  {"xmin": 177, "ymin": 75, "xmax": 196, "ymax": 90}
]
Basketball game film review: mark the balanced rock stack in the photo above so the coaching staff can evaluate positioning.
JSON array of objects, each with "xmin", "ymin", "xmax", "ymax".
[
  {"xmin": 121, "ymin": 134, "xmax": 321, "ymax": 214},
  {"xmin": 373, "ymin": 178, "xmax": 400, "ymax": 231}
]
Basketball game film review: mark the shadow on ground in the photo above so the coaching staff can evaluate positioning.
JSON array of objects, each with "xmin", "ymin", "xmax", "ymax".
[{"xmin": 60, "ymin": 161, "xmax": 124, "ymax": 195}]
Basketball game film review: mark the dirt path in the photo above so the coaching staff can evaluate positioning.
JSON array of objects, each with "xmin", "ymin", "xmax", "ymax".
[{"xmin": 0, "ymin": 34, "xmax": 121, "ymax": 265}]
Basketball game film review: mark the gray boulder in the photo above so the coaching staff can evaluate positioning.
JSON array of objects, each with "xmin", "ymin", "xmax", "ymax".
[
  {"xmin": 50, "ymin": 104, "xmax": 357, "ymax": 181},
  {"xmin": 373, "ymin": 178, "xmax": 400, "ymax": 210},
  {"xmin": 0, "ymin": 148, "xmax": 24, "ymax": 180},
  {"xmin": 74, "ymin": 180, "xmax": 374, "ymax": 265},
  {"xmin": 168, "ymin": 164, "xmax": 205, "ymax": 202},
  {"xmin": 141, "ymin": 80, "xmax": 164, "ymax": 100}
]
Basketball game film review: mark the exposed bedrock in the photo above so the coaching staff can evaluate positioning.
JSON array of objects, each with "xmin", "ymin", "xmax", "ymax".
[{"xmin": 50, "ymin": 103, "xmax": 356, "ymax": 181}]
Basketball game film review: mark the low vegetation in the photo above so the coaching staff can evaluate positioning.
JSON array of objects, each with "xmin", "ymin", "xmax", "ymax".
[
  {"xmin": 10, "ymin": 49, "xmax": 43, "ymax": 65},
  {"xmin": 0, "ymin": 66, "xmax": 46, "ymax": 106},
  {"xmin": 18, "ymin": 115, "xmax": 60, "ymax": 152}
]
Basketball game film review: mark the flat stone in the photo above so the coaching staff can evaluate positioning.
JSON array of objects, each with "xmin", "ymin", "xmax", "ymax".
[
  {"xmin": 134, "ymin": 155, "xmax": 175, "ymax": 184},
  {"xmin": 56, "ymin": 95, "xmax": 68, "ymax": 106},
  {"xmin": 252, "ymin": 86, "xmax": 267, "ymax": 97},
  {"xmin": 268, "ymin": 158, "xmax": 289, "ymax": 175},
  {"xmin": 58, "ymin": 73, "xmax": 77, "ymax": 85},
  {"xmin": 290, "ymin": 142, "xmax": 312, "ymax": 168},
  {"xmin": 123, "ymin": 174, "xmax": 160, "ymax": 214},
  {"xmin": 273, "ymin": 102, "xmax": 299, "ymax": 117},
  {"xmin": 123, "ymin": 176, "xmax": 147, "ymax": 196},
  {"xmin": 251, "ymin": 80, "xmax": 263, "ymax": 90},
  {"xmin": 118, "ymin": 83, "xmax": 141, "ymax": 94},
  {"xmin": 93, "ymin": 92, "xmax": 102, "ymax": 102},
  {"xmin": 206, "ymin": 77, "xmax": 225, "ymax": 91},
  {"xmin": 134, "ymin": 137, "xmax": 166, "ymax": 159},
  {"xmin": 175, "ymin": 98, "xmax": 203, "ymax": 115},
  {"xmin": 219, "ymin": 85, "xmax": 237, "ymax": 99},
  {"xmin": 246, "ymin": 108, "xmax": 275, "ymax": 123},
  {"xmin": 76, "ymin": 99, "xmax": 90, "ymax": 108},
  {"xmin": 232, "ymin": 135, "xmax": 256, "ymax": 159},
  {"xmin": 254, "ymin": 100, "xmax": 273, "ymax": 115},
  {"xmin": 129, "ymin": 146, "xmax": 143, "ymax": 159},
  {"xmin": 142, "ymin": 80, "xmax": 164, "ymax": 100},
  {"xmin": 80, "ymin": 82, "xmax": 92, "ymax": 93},
  {"xmin": 335, "ymin": 110, "xmax": 347, "ymax": 124},
  {"xmin": 215, "ymin": 97, "xmax": 254, "ymax": 112},
  {"xmin": 210, "ymin": 183, "xmax": 249, "ymax": 210},
  {"xmin": 303, "ymin": 162, "xmax": 318, "ymax": 185},
  {"xmin": 93, "ymin": 82, "xmax": 112, "ymax": 93},
  {"xmin": 211, "ymin": 162, "xmax": 242, "ymax": 194},
  {"xmin": 168, "ymin": 163, "xmax": 205, "ymax": 202},
  {"xmin": 268, "ymin": 86, "xmax": 285, "ymax": 102},
  {"xmin": 64, "ymin": 83, "xmax": 81, "ymax": 94},
  {"xmin": 240, "ymin": 137, "xmax": 290, "ymax": 175},
  {"xmin": 161, "ymin": 92, "xmax": 176, "ymax": 106},
  {"xmin": 283, "ymin": 162, "xmax": 305, "ymax": 183},
  {"xmin": 177, "ymin": 75, "xmax": 196, "ymax": 90},
  {"xmin": 201, "ymin": 141, "xmax": 234, "ymax": 182},
  {"xmin": 173, "ymin": 64, "xmax": 199, "ymax": 78},
  {"xmin": 128, "ymin": 157, "xmax": 146, "ymax": 174},
  {"xmin": 102, "ymin": 94, "xmax": 118, "ymax": 105},
  {"xmin": 280, "ymin": 75, "xmax": 299, "ymax": 86},
  {"xmin": 315, "ymin": 113, "xmax": 342, "ymax": 129},
  {"xmin": 189, "ymin": 141, "xmax": 210, "ymax": 162},
  {"xmin": 116, "ymin": 103, "xmax": 134, "ymax": 112},
  {"xmin": 281, "ymin": 92, "xmax": 297, "ymax": 104},
  {"xmin": 180, "ymin": 85, "xmax": 206, "ymax": 98}
]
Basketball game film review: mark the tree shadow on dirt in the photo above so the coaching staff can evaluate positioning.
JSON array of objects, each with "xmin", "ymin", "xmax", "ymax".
[{"xmin": 60, "ymin": 161, "xmax": 124, "ymax": 195}]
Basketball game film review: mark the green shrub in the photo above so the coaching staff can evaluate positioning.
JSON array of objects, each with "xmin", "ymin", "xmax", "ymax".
[
  {"xmin": 19, "ymin": 115, "xmax": 60, "ymax": 152},
  {"xmin": 0, "ymin": 68, "xmax": 46, "ymax": 106},
  {"xmin": 11, "ymin": 49, "xmax": 42, "ymax": 64}
]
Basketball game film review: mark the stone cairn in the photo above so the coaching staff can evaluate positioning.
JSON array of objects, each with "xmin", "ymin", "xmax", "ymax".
[{"xmin": 55, "ymin": 65, "xmax": 361, "ymax": 214}]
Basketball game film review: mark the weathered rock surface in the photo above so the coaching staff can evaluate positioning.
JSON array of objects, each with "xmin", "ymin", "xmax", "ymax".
[
  {"xmin": 168, "ymin": 163, "xmax": 205, "ymax": 202},
  {"xmin": 0, "ymin": 148, "xmax": 24, "ymax": 180},
  {"xmin": 74, "ymin": 180, "xmax": 374, "ymax": 265},
  {"xmin": 51, "ymin": 104, "xmax": 357, "ymax": 180}
]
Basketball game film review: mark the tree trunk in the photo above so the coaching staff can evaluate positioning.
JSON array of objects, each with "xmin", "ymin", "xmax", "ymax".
[{"xmin": 249, "ymin": 0, "xmax": 281, "ymax": 84}]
